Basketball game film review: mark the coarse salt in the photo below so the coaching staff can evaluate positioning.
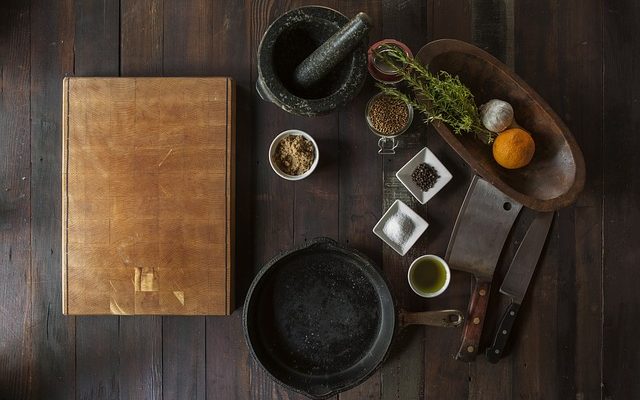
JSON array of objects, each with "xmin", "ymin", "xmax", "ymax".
[{"xmin": 382, "ymin": 211, "xmax": 415, "ymax": 246}]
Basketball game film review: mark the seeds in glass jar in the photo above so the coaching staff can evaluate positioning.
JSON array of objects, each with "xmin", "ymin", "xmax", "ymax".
[
  {"xmin": 411, "ymin": 162, "xmax": 440, "ymax": 192},
  {"xmin": 368, "ymin": 94, "xmax": 410, "ymax": 136}
]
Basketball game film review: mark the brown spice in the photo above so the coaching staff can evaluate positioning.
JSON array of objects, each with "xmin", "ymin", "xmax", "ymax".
[
  {"xmin": 274, "ymin": 135, "xmax": 315, "ymax": 176},
  {"xmin": 368, "ymin": 94, "xmax": 410, "ymax": 136}
]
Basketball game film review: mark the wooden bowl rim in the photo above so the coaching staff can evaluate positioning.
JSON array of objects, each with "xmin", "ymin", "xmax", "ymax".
[{"xmin": 416, "ymin": 39, "xmax": 586, "ymax": 211}]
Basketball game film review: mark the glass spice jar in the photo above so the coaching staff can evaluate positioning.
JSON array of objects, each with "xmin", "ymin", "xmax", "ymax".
[{"xmin": 365, "ymin": 92, "xmax": 414, "ymax": 155}]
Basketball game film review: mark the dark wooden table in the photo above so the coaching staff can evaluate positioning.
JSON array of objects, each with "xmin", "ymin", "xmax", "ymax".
[{"xmin": 0, "ymin": 0, "xmax": 636, "ymax": 399}]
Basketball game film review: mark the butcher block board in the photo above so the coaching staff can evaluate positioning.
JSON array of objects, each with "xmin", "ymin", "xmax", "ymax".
[{"xmin": 62, "ymin": 77, "xmax": 235, "ymax": 315}]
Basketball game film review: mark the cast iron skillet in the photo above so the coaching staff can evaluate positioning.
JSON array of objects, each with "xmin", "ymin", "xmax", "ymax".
[{"xmin": 243, "ymin": 237, "xmax": 463, "ymax": 399}]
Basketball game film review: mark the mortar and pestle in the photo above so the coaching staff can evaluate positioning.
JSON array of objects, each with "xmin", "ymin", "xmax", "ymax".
[{"xmin": 256, "ymin": 7, "xmax": 371, "ymax": 116}]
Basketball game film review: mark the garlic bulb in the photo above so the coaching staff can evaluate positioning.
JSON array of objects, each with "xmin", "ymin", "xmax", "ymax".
[{"xmin": 479, "ymin": 99, "xmax": 514, "ymax": 133}]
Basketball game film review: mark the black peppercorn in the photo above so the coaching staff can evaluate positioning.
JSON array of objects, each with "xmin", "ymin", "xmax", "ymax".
[{"xmin": 411, "ymin": 162, "xmax": 440, "ymax": 191}]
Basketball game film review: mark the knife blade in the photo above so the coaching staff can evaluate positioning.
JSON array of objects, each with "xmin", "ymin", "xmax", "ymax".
[
  {"xmin": 485, "ymin": 211, "xmax": 554, "ymax": 363},
  {"xmin": 446, "ymin": 175, "xmax": 522, "ymax": 362}
]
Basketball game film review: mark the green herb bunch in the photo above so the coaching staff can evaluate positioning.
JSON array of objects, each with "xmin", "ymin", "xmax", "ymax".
[{"xmin": 374, "ymin": 45, "xmax": 496, "ymax": 144}]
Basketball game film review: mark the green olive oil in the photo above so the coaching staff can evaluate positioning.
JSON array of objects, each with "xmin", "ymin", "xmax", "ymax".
[{"xmin": 410, "ymin": 258, "xmax": 447, "ymax": 294}]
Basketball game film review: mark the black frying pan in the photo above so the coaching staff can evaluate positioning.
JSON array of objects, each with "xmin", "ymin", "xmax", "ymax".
[{"xmin": 242, "ymin": 237, "xmax": 463, "ymax": 399}]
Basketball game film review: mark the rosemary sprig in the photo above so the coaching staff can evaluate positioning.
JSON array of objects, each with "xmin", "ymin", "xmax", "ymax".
[{"xmin": 374, "ymin": 45, "xmax": 496, "ymax": 144}]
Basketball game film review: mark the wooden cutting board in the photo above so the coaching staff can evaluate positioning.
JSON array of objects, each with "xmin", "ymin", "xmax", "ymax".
[{"xmin": 62, "ymin": 77, "xmax": 235, "ymax": 315}]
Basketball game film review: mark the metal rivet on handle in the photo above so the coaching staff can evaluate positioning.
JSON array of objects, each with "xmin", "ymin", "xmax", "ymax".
[
  {"xmin": 510, "ymin": 311, "xmax": 515, "ymax": 316},
  {"xmin": 479, "ymin": 289, "xmax": 487, "ymax": 296},
  {"xmin": 502, "ymin": 329, "xmax": 508, "ymax": 335},
  {"xmin": 467, "ymin": 346, "xmax": 474, "ymax": 353},
  {"xmin": 494, "ymin": 349, "xmax": 500, "ymax": 354},
  {"xmin": 473, "ymin": 317, "xmax": 480, "ymax": 325}
]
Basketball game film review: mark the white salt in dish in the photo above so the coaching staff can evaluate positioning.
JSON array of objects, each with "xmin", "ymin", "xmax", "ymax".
[{"xmin": 373, "ymin": 200, "xmax": 429, "ymax": 256}]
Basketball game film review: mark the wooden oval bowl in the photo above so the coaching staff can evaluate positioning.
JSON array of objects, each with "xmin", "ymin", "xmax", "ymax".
[{"xmin": 416, "ymin": 39, "xmax": 585, "ymax": 211}]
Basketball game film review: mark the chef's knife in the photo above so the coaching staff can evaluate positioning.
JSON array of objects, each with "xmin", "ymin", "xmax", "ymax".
[
  {"xmin": 485, "ymin": 211, "xmax": 554, "ymax": 363},
  {"xmin": 446, "ymin": 175, "xmax": 522, "ymax": 362}
]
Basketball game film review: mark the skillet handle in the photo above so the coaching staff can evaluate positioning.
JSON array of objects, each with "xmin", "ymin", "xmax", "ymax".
[
  {"xmin": 399, "ymin": 309, "xmax": 464, "ymax": 328},
  {"xmin": 455, "ymin": 279, "xmax": 491, "ymax": 362}
]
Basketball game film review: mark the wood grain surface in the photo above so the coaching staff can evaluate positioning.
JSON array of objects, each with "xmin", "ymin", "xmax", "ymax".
[
  {"xmin": 62, "ymin": 77, "xmax": 235, "ymax": 315},
  {"xmin": 0, "ymin": 0, "xmax": 633, "ymax": 399}
]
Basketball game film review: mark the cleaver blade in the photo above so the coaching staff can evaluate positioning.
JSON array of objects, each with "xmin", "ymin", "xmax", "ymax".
[{"xmin": 446, "ymin": 175, "xmax": 522, "ymax": 361}]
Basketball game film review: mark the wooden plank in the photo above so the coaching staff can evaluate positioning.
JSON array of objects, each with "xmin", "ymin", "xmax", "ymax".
[
  {"xmin": 556, "ymin": 1, "xmax": 602, "ymax": 398},
  {"xmin": 202, "ymin": 1, "xmax": 251, "ymax": 399},
  {"xmin": 288, "ymin": 0, "xmax": 340, "ymax": 398},
  {"xmin": 248, "ymin": 0, "xmax": 297, "ymax": 398},
  {"xmin": 509, "ymin": 2, "xmax": 567, "ymax": 399},
  {"xmin": 118, "ymin": 317, "xmax": 162, "ymax": 400},
  {"xmin": 471, "ymin": 0, "xmax": 514, "ymax": 67},
  {"xmin": 423, "ymin": 2, "xmax": 474, "ymax": 400},
  {"xmin": 603, "ymin": 0, "xmax": 640, "ymax": 398},
  {"xmin": 72, "ymin": 1, "xmax": 121, "ymax": 399},
  {"xmin": 163, "ymin": 0, "xmax": 214, "ymax": 76},
  {"xmin": 206, "ymin": 316, "xmax": 250, "ymax": 399},
  {"xmin": 118, "ymin": 3, "xmax": 163, "ymax": 397},
  {"xmin": 29, "ymin": 0, "xmax": 76, "ymax": 399},
  {"xmin": 427, "ymin": 0, "xmax": 472, "ymax": 41},
  {"xmin": 160, "ymin": 1, "xmax": 211, "ymax": 397},
  {"xmin": 335, "ymin": 1, "xmax": 383, "ymax": 259},
  {"xmin": 338, "ymin": 0, "xmax": 383, "ymax": 398},
  {"xmin": 75, "ymin": 317, "xmax": 120, "ymax": 400},
  {"xmin": 289, "ymin": 0, "xmax": 339, "ymax": 244},
  {"xmin": 377, "ymin": 1, "xmax": 430, "ymax": 399},
  {"xmin": 74, "ymin": 0, "xmax": 120, "ymax": 76},
  {"xmin": 120, "ymin": 0, "xmax": 163, "ymax": 76},
  {"xmin": 0, "ymin": 1, "xmax": 32, "ymax": 399},
  {"xmin": 466, "ymin": 1, "xmax": 515, "ymax": 398},
  {"xmin": 162, "ymin": 317, "xmax": 206, "ymax": 399}
]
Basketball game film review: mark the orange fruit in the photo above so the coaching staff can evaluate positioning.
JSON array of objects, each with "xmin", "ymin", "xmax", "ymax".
[{"xmin": 492, "ymin": 128, "xmax": 535, "ymax": 169}]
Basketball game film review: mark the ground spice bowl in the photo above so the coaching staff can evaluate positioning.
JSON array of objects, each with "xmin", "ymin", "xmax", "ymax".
[{"xmin": 269, "ymin": 129, "xmax": 320, "ymax": 181}]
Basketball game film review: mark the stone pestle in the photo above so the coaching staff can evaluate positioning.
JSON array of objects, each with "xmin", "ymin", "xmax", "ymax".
[{"xmin": 293, "ymin": 12, "xmax": 372, "ymax": 89}]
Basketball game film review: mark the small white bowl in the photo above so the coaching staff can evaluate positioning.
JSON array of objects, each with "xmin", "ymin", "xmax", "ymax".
[
  {"xmin": 269, "ymin": 129, "xmax": 319, "ymax": 181},
  {"xmin": 372, "ymin": 200, "xmax": 428, "ymax": 256},
  {"xmin": 407, "ymin": 254, "xmax": 451, "ymax": 298},
  {"xmin": 396, "ymin": 147, "xmax": 452, "ymax": 204}
]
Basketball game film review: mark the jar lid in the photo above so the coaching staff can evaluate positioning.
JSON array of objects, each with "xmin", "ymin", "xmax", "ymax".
[{"xmin": 367, "ymin": 39, "xmax": 413, "ymax": 84}]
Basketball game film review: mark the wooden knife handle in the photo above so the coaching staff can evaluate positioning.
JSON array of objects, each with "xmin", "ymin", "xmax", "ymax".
[{"xmin": 455, "ymin": 280, "xmax": 491, "ymax": 362}]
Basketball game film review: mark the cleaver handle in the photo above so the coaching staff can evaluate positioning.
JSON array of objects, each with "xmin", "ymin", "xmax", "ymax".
[{"xmin": 455, "ymin": 279, "xmax": 491, "ymax": 362}]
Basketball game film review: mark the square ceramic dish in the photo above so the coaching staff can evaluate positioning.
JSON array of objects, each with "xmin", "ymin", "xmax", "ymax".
[
  {"xmin": 396, "ymin": 147, "xmax": 452, "ymax": 205},
  {"xmin": 372, "ymin": 200, "xmax": 428, "ymax": 256}
]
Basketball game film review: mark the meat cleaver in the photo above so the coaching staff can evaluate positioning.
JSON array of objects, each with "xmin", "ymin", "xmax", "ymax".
[{"xmin": 446, "ymin": 175, "xmax": 522, "ymax": 361}]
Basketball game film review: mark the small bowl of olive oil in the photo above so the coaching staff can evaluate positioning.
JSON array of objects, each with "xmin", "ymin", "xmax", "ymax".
[{"xmin": 407, "ymin": 255, "xmax": 451, "ymax": 298}]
